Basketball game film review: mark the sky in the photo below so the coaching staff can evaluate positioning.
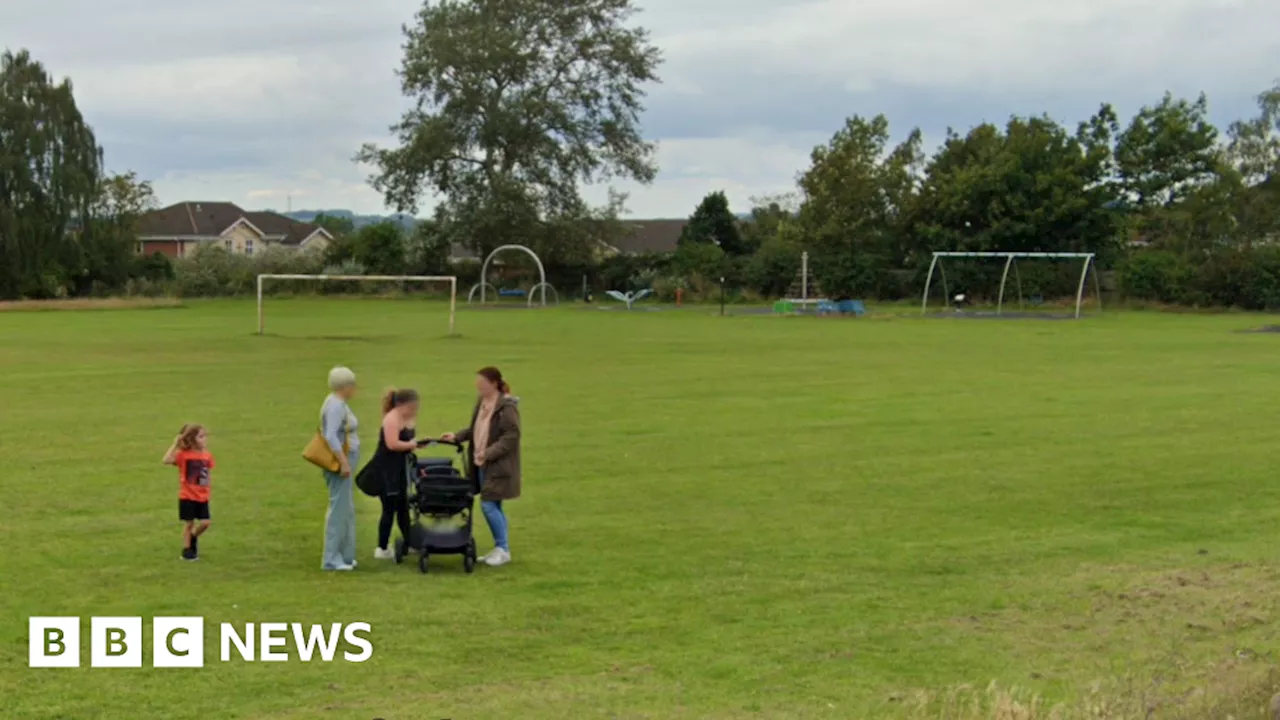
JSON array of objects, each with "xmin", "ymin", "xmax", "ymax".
[{"xmin": 3, "ymin": 0, "xmax": 1278, "ymax": 218}]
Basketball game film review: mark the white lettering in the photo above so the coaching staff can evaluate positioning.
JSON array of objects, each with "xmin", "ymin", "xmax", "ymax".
[
  {"xmin": 259, "ymin": 623, "xmax": 288, "ymax": 662},
  {"xmin": 291, "ymin": 623, "xmax": 342, "ymax": 662},
  {"xmin": 343, "ymin": 622, "xmax": 373, "ymax": 662},
  {"xmin": 220, "ymin": 623, "xmax": 254, "ymax": 662}
]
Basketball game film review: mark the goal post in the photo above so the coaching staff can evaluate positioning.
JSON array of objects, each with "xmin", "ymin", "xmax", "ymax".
[
  {"xmin": 256, "ymin": 274, "xmax": 458, "ymax": 335},
  {"xmin": 920, "ymin": 252, "xmax": 1101, "ymax": 319}
]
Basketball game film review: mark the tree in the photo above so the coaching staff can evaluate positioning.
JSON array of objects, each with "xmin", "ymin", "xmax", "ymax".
[
  {"xmin": 796, "ymin": 115, "xmax": 923, "ymax": 295},
  {"xmin": 1223, "ymin": 81, "xmax": 1280, "ymax": 246},
  {"xmin": 356, "ymin": 0, "xmax": 662, "ymax": 259},
  {"xmin": 916, "ymin": 113, "xmax": 1120, "ymax": 256},
  {"xmin": 1115, "ymin": 93, "xmax": 1219, "ymax": 209},
  {"xmin": 740, "ymin": 193, "xmax": 798, "ymax": 254},
  {"xmin": 0, "ymin": 49, "xmax": 103, "ymax": 298},
  {"xmin": 74, "ymin": 171, "xmax": 157, "ymax": 294},
  {"xmin": 313, "ymin": 212, "xmax": 356, "ymax": 238},
  {"xmin": 679, "ymin": 191, "xmax": 746, "ymax": 254},
  {"xmin": 352, "ymin": 222, "xmax": 407, "ymax": 274},
  {"xmin": 405, "ymin": 218, "xmax": 452, "ymax": 275}
]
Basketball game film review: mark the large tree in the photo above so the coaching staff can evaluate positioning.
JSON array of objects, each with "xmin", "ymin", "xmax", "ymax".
[
  {"xmin": 914, "ymin": 111, "xmax": 1120, "ymax": 258},
  {"xmin": 796, "ymin": 114, "xmax": 923, "ymax": 295},
  {"xmin": 357, "ymin": 0, "xmax": 661, "ymax": 257},
  {"xmin": 0, "ymin": 49, "xmax": 103, "ymax": 298}
]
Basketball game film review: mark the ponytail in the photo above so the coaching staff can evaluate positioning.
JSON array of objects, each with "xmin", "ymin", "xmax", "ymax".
[
  {"xmin": 477, "ymin": 366, "xmax": 510, "ymax": 395},
  {"xmin": 382, "ymin": 387, "xmax": 420, "ymax": 414}
]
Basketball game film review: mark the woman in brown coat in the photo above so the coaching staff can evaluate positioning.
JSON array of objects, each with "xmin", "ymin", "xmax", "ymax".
[{"xmin": 441, "ymin": 366, "xmax": 521, "ymax": 567}]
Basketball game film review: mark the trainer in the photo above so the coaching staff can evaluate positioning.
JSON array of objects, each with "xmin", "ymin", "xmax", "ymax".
[
  {"xmin": 320, "ymin": 366, "xmax": 360, "ymax": 571},
  {"xmin": 442, "ymin": 366, "xmax": 521, "ymax": 567}
]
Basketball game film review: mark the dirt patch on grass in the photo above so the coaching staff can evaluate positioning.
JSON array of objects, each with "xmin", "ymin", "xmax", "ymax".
[
  {"xmin": 0, "ymin": 297, "xmax": 183, "ymax": 312},
  {"xmin": 903, "ymin": 564, "xmax": 1280, "ymax": 718}
]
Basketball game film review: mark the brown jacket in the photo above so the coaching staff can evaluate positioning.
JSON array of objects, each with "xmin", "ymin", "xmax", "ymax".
[{"xmin": 456, "ymin": 395, "xmax": 521, "ymax": 501}]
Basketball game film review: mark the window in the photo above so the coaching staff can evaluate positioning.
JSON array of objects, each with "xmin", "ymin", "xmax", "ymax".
[
  {"xmin": 245, "ymin": 239, "xmax": 254, "ymax": 256},
  {"xmin": 224, "ymin": 239, "xmax": 232, "ymax": 250}
]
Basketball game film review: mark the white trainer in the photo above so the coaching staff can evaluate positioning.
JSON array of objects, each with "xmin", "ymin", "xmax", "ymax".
[
  {"xmin": 484, "ymin": 548, "xmax": 511, "ymax": 567},
  {"xmin": 374, "ymin": 547, "xmax": 394, "ymax": 560}
]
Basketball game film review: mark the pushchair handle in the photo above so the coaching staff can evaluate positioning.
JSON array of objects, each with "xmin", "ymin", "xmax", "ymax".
[{"xmin": 415, "ymin": 438, "xmax": 463, "ymax": 452}]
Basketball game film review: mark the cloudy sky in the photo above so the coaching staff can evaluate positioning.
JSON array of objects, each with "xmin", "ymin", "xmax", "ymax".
[{"xmin": 4, "ymin": 0, "xmax": 1277, "ymax": 218}]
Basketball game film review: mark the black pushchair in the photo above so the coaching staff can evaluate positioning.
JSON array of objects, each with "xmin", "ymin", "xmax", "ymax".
[{"xmin": 393, "ymin": 438, "xmax": 479, "ymax": 574}]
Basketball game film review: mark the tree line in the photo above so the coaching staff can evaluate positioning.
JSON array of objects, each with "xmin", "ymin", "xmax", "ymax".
[{"xmin": 3, "ymin": 0, "xmax": 1279, "ymax": 306}]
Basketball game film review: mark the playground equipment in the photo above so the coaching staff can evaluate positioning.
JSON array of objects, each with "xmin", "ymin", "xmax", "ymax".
[
  {"xmin": 605, "ymin": 289, "xmax": 653, "ymax": 309},
  {"xmin": 817, "ymin": 299, "xmax": 866, "ymax": 316},
  {"xmin": 783, "ymin": 251, "xmax": 826, "ymax": 309},
  {"xmin": 921, "ymin": 251, "xmax": 1100, "ymax": 319},
  {"xmin": 467, "ymin": 244, "xmax": 559, "ymax": 307}
]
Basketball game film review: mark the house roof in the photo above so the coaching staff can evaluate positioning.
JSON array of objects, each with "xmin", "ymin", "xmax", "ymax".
[
  {"xmin": 138, "ymin": 202, "xmax": 329, "ymax": 246},
  {"xmin": 137, "ymin": 202, "xmax": 244, "ymax": 237},
  {"xmin": 243, "ymin": 211, "xmax": 329, "ymax": 246},
  {"xmin": 609, "ymin": 219, "xmax": 686, "ymax": 254}
]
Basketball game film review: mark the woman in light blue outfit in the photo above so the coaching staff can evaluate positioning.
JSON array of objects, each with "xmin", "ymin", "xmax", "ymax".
[{"xmin": 320, "ymin": 366, "xmax": 360, "ymax": 571}]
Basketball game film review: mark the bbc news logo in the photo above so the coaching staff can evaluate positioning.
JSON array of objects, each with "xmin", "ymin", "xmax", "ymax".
[{"xmin": 29, "ymin": 617, "xmax": 373, "ymax": 667}]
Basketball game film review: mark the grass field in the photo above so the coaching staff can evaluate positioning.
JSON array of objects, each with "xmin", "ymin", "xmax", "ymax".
[{"xmin": 2, "ymin": 299, "xmax": 1280, "ymax": 719}]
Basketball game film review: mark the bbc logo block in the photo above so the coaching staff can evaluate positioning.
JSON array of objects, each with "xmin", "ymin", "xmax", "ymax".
[
  {"xmin": 28, "ymin": 617, "xmax": 80, "ymax": 668},
  {"xmin": 28, "ymin": 617, "xmax": 370, "ymax": 667},
  {"xmin": 30, "ymin": 616, "xmax": 205, "ymax": 668}
]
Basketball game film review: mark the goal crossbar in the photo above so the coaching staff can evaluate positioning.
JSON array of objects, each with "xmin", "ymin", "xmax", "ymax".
[
  {"xmin": 256, "ymin": 274, "xmax": 457, "ymax": 335},
  {"xmin": 920, "ymin": 252, "xmax": 1100, "ymax": 318}
]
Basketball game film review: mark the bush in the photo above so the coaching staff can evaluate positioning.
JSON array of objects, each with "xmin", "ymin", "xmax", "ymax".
[{"xmin": 1116, "ymin": 250, "xmax": 1199, "ymax": 304}]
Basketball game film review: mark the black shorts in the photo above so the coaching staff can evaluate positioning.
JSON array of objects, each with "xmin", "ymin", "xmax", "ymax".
[{"xmin": 179, "ymin": 500, "xmax": 210, "ymax": 521}]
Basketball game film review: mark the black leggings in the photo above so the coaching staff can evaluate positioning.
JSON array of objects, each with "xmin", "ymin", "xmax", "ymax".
[{"xmin": 378, "ymin": 493, "xmax": 411, "ymax": 550}]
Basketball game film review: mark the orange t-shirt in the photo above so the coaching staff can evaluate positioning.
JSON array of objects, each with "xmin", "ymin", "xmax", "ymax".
[{"xmin": 176, "ymin": 450, "xmax": 214, "ymax": 503}]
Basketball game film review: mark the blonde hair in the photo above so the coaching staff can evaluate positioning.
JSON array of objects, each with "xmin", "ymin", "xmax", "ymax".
[{"xmin": 328, "ymin": 366, "xmax": 356, "ymax": 391}]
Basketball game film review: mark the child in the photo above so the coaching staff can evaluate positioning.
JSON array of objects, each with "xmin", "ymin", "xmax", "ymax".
[{"xmin": 163, "ymin": 424, "xmax": 213, "ymax": 561}]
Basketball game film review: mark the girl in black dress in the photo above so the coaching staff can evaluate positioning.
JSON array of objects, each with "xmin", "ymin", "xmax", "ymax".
[{"xmin": 372, "ymin": 388, "xmax": 420, "ymax": 560}]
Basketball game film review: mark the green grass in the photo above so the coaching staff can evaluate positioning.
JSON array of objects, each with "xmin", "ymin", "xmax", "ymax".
[{"xmin": 2, "ymin": 299, "xmax": 1279, "ymax": 719}]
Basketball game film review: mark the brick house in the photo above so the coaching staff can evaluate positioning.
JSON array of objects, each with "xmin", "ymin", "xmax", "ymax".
[{"xmin": 136, "ymin": 202, "xmax": 334, "ymax": 258}]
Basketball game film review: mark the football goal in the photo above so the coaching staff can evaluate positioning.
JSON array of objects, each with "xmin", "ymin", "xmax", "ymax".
[
  {"xmin": 920, "ymin": 252, "xmax": 1101, "ymax": 319},
  {"xmin": 256, "ymin": 274, "xmax": 457, "ymax": 335}
]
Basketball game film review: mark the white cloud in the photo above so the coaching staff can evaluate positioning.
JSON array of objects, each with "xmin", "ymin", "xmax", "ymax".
[{"xmin": 1, "ymin": 0, "xmax": 1277, "ymax": 215}]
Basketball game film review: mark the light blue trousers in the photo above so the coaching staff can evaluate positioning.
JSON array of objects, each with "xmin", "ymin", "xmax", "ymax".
[
  {"xmin": 476, "ymin": 468, "xmax": 509, "ymax": 551},
  {"xmin": 322, "ymin": 450, "xmax": 359, "ymax": 569}
]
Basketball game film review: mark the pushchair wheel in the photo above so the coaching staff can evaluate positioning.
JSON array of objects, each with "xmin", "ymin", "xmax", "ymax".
[
  {"xmin": 393, "ymin": 538, "xmax": 406, "ymax": 565},
  {"xmin": 464, "ymin": 540, "xmax": 477, "ymax": 574},
  {"xmin": 418, "ymin": 553, "xmax": 429, "ymax": 574}
]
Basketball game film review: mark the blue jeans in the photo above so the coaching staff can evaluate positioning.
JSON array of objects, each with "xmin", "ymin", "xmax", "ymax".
[
  {"xmin": 477, "ymin": 468, "xmax": 509, "ymax": 552},
  {"xmin": 322, "ymin": 450, "xmax": 359, "ymax": 569}
]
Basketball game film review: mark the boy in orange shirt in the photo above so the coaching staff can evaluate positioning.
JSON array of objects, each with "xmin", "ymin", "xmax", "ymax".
[{"xmin": 163, "ymin": 424, "xmax": 213, "ymax": 561}]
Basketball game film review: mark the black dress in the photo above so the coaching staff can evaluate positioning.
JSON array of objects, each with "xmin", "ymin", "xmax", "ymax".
[
  {"xmin": 373, "ymin": 426, "xmax": 414, "ymax": 496},
  {"xmin": 374, "ymin": 426, "xmax": 414, "ymax": 549},
  {"xmin": 355, "ymin": 426, "xmax": 413, "ymax": 497}
]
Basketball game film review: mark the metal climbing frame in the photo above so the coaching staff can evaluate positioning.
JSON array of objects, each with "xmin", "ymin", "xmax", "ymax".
[
  {"xmin": 920, "ymin": 252, "xmax": 1102, "ymax": 319},
  {"xmin": 468, "ymin": 244, "xmax": 556, "ymax": 307}
]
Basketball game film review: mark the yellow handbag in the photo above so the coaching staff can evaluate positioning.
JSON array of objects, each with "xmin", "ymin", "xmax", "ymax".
[{"xmin": 302, "ymin": 426, "xmax": 345, "ymax": 472}]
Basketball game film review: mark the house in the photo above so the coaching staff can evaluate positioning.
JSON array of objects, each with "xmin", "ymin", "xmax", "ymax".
[
  {"xmin": 599, "ymin": 219, "xmax": 686, "ymax": 256},
  {"xmin": 136, "ymin": 202, "xmax": 334, "ymax": 258}
]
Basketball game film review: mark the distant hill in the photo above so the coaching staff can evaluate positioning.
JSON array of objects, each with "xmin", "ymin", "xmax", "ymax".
[{"xmin": 274, "ymin": 209, "xmax": 419, "ymax": 231}]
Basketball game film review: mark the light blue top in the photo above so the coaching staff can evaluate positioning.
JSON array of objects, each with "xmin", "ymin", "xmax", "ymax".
[{"xmin": 320, "ymin": 393, "xmax": 359, "ymax": 457}]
